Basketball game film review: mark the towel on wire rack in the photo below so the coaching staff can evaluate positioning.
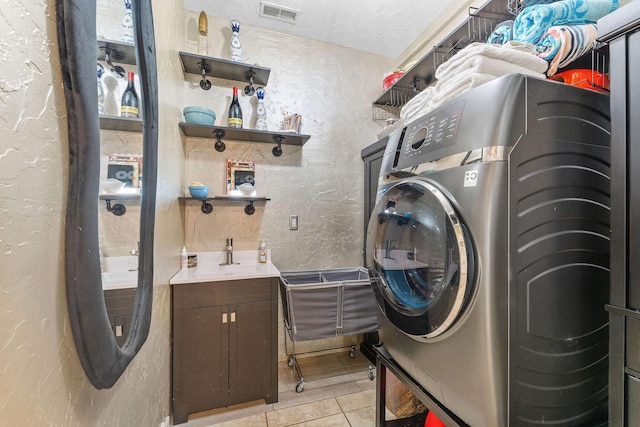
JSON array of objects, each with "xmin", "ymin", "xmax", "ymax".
[
  {"xmin": 534, "ymin": 23, "xmax": 598, "ymax": 75},
  {"xmin": 431, "ymin": 56, "xmax": 546, "ymax": 107},
  {"xmin": 487, "ymin": 20, "xmax": 514, "ymax": 44},
  {"xmin": 521, "ymin": 0, "xmax": 561, "ymax": 6},
  {"xmin": 429, "ymin": 72, "xmax": 497, "ymax": 106},
  {"xmin": 399, "ymin": 86, "xmax": 436, "ymax": 122},
  {"xmin": 513, "ymin": 0, "xmax": 618, "ymax": 44},
  {"xmin": 435, "ymin": 41, "xmax": 548, "ymax": 80},
  {"xmin": 400, "ymin": 42, "xmax": 548, "ymax": 123}
]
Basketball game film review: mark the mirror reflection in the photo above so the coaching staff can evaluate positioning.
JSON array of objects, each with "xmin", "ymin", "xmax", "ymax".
[
  {"xmin": 97, "ymin": 0, "xmax": 143, "ymax": 346},
  {"xmin": 58, "ymin": 0, "xmax": 157, "ymax": 389}
]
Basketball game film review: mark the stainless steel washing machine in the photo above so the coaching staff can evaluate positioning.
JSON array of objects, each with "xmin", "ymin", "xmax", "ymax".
[{"xmin": 366, "ymin": 74, "xmax": 611, "ymax": 426}]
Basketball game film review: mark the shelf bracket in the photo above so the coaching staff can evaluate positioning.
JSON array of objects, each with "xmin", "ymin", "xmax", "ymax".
[
  {"xmin": 244, "ymin": 200, "xmax": 256, "ymax": 215},
  {"xmin": 272, "ymin": 135, "xmax": 284, "ymax": 157},
  {"xmin": 244, "ymin": 70, "xmax": 256, "ymax": 96},
  {"xmin": 244, "ymin": 69, "xmax": 256, "ymax": 82},
  {"xmin": 213, "ymin": 129, "xmax": 226, "ymax": 152},
  {"xmin": 410, "ymin": 77, "xmax": 421, "ymax": 93},
  {"xmin": 198, "ymin": 61, "xmax": 211, "ymax": 90},
  {"xmin": 105, "ymin": 199, "xmax": 126, "ymax": 216},
  {"xmin": 101, "ymin": 47, "xmax": 125, "ymax": 78},
  {"xmin": 200, "ymin": 200, "xmax": 213, "ymax": 214}
]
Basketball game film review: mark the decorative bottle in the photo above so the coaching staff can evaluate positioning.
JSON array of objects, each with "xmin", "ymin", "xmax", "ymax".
[
  {"xmin": 120, "ymin": 71, "xmax": 139, "ymax": 118},
  {"xmin": 97, "ymin": 64, "xmax": 105, "ymax": 115},
  {"xmin": 181, "ymin": 246, "xmax": 188, "ymax": 269},
  {"xmin": 255, "ymin": 87, "xmax": 267, "ymax": 131},
  {"xmin": 228, "ymin": 86, "xmax": 243, "ymax": 128},
  {"xmin": 197, "ymin": 11, "xmax": 208, "ymax": 56},
  {"xmin": 259, "ymin": 241, "xmax": 267, "ymax": 263},
  {"xmin": 120, "ymin": 0, "xmax": 134, "ymax": 44},
  {"xmin": 230, "ymin": 20, "xmax": 242, "ymax": 63}
]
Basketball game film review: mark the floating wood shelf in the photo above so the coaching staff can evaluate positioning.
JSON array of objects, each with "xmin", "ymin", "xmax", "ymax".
[
  {"xmin": 97, "ymin": 39, "xmax": 136, "ymax": 65},
  {"xmin": 179, "ymin": 123, "xmax": 310, "ymax": 146},
  {"xmin": 179, "ymin": 51, "xmax": 270, "ymax": 86},
  {"xmin": 100, "ymin": 115, "xmax": 143, "ymax": 132},
  {"xmin": 179, "ymin": 196, "xmax": 270, "ymax": 215}
]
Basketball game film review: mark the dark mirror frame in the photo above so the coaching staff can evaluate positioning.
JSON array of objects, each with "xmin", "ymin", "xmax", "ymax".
[{"xmin": 56, "ymin": 0, "xmax": 158, "ymax": 389}]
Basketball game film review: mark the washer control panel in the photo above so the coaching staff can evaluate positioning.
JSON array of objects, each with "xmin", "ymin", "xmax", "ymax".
[{"xmin": 397, "ymin": 99, "xmax": 465, "ymax": 169}]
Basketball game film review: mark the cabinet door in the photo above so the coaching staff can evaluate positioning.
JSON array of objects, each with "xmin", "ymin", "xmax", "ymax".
[
  {"xmin": 361, "ymin": 136, "xmax": 388, "ymax": 264},
  {"xmin": 179, "ymin": 305, "xmax": 229, "ymax": 411},
  {"xmin": 228, "ymin": 300, "xmax": 277, "ymax": 405},
  {"xmin": 113, "ymin": 314, "xmax": 132, "ymax": 347},
  {"xmin": 104, "ymin": 288, "xmax": 136, "ymax": 347}
]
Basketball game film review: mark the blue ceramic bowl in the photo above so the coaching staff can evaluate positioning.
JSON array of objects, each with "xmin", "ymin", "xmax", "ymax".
[
  {"xmin": 183, "ymin": 106, "xmax": 216, "ymax": 126},
  {"xmin": 188, "ymin": 185, "xmax": 210, "ymax": 198}
]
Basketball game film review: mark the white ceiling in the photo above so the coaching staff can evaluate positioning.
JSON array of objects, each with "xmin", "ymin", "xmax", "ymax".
[{"xmin": 184, "ymin": 0, "xmax": 458, "ymax": 58}]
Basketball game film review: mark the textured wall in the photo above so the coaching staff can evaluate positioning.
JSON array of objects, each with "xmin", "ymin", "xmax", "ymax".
[
  {"xmin": 181, "ymin": 13, "xmax": 394, "ymax": 357},
  {"xmin": 0, "ymin": 0, "xmax": 180, "ymax": 425},
  {"xmin": 182, "ymin": 13, "xmax": 393, "ymax": 270},
  {"xmin": 0, "ymin": 1, "xmax": 393, "ymax": 425}
]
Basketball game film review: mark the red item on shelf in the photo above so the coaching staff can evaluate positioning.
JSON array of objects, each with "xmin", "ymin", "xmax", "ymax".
[
  {"xmin": 548, "ymin": 69, "xmax": 610, "ymax": 93},
  {"xmin": 425, "ymin": 411, "xmax": 447, "ymax": 427},
  {"xmin": 383, "ymin": 71, "xmax": 405, "ymax": 91}
]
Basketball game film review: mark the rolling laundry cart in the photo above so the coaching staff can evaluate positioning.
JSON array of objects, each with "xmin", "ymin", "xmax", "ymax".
[{"xmin": 279, "ymin": 267, "xmax": 378, "ymax": 392}]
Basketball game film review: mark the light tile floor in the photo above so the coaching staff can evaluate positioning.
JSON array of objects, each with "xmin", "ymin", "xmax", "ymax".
[{"xmin": 176, "ymin": 350, "xmax": 390, "ymax": 427}]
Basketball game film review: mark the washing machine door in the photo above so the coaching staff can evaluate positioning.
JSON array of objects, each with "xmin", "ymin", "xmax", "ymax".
[{"xmin": 367, "ymin": 177, "xmax": 473, "ymax": 339}]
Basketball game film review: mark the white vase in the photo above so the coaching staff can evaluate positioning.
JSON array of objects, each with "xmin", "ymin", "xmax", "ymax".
[
  {"xmin": 97, "ymin": 64, "xmax": 105, "ymax": 115},
  {"xmin": 255, "ymin": 87, "xmax": 267, "ymax": 131},
  {"xmin": 230, "ymin": 20, "xmax": 242, "ymax": 63},
  {"xmin": 120, "ymin": 0, "xmax": 134, "ymax": 43}
]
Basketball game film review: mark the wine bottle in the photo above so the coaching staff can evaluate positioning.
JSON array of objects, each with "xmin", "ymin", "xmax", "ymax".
[
  {"xmin": 120, "ymin": 71, "xmax": 139, "ymax": 118},
  {"xmin": 228, "ymin": 86, "xmax": 243, "ymax": 128}
]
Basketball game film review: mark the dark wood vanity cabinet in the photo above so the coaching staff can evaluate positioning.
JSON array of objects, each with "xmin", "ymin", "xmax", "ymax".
[
  {"xmin": 104, "ymin": 288, "xmax": 136, "ymax": 347},
  {"xmin": 171, "ymin": 277, "xmax": 279, "ymax": 424}
]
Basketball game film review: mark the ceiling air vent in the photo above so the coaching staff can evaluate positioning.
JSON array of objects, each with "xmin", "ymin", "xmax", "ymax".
[{"xmin": 259, "ymin": 1, "xmax": 298, "ymax": 24}]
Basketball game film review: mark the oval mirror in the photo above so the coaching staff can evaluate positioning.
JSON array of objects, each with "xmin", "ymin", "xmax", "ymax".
[{"xmin": 56, "ymin": 0, "xmax": 158, "ymax": 389}]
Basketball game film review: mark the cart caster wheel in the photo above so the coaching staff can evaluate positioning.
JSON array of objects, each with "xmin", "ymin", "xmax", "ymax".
[
  {"xmin": 368, "ymin": 366, "xmax": 375, "ymax": 381},
  {"xmin": 296, "ymin": 382, "xmax": 304, "ymax": 393},
  {"xmin": 288, "ymin": 357, "xmax": 295, "ymax": 368},
  {"xmin": 349, "ymin": 348, "xmax": 355, "ymax": 358}
]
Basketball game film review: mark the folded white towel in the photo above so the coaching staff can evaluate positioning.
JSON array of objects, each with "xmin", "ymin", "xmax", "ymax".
[
  {"xmin": 400, "ymin": 86, "xmax": 436, "ymax": 122},
  {"xmin": 400, "ymin": 41, "xmax": 548, "ymax": 123},
  {"xmin": 435, "ymin": 41, "xmax": 548, "ymax": 80},
  {"xmin": 440, "ymin": 55, "xmax": 548, "ymax": 89},
  {"xmin": 430, "ymin": 72, "xmax": 496, "ymax": 108}
]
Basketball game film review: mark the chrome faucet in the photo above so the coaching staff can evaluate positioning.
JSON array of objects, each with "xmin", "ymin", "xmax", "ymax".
[
  {"xmin": 130, "ymin": 241, "xmax": 140, "ymax": 256},
  {"xmin": 220, "ymin": 238, "xmax": 236, "ymax": 265},
  {"xmin": 226, "ymin": 238, "xmax": 233, "ymax": 264}
]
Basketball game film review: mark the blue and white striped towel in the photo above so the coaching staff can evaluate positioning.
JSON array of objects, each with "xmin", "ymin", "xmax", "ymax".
[
  {"xmin": 535, "ymin": 23, "xmax": 598, "ymax": 75},
  {"xmin": 513, "ymin": 0, "xmax": 618, "ymax": 44}
]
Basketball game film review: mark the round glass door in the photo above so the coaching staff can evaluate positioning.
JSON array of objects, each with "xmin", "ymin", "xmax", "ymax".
[{"xmin": 367, "ymin": 178, "xmax": 473, "ymax": 339}]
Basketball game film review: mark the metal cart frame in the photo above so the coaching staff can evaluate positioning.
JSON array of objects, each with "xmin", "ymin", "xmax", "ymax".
[{"xmin": 280, "ymin": 267, "xmax": 378, "ymax": 392}]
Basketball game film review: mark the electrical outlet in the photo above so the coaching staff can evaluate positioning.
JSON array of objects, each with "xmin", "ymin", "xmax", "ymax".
[{"xmin": 289, "ymin": 215, "xmax": 298, "ymax": 230}]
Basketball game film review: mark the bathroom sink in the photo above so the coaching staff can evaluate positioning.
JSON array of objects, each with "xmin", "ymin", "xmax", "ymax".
[
  {"xmin": 102, "ymin": 270, "xmax": 138, "ymax": 290},
  {"xmin": 196, "ymin": 262, "xmax": 276, "ymax": 277},
  {"xmin": 170, "ymin": 255, "xmax": 281, "ymax": 285}
]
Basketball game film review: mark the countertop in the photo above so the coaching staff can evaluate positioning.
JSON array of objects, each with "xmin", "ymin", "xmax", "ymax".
[{"xmin": 169, "ymin": 250, "xmax": 281, "ymax": 285}]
